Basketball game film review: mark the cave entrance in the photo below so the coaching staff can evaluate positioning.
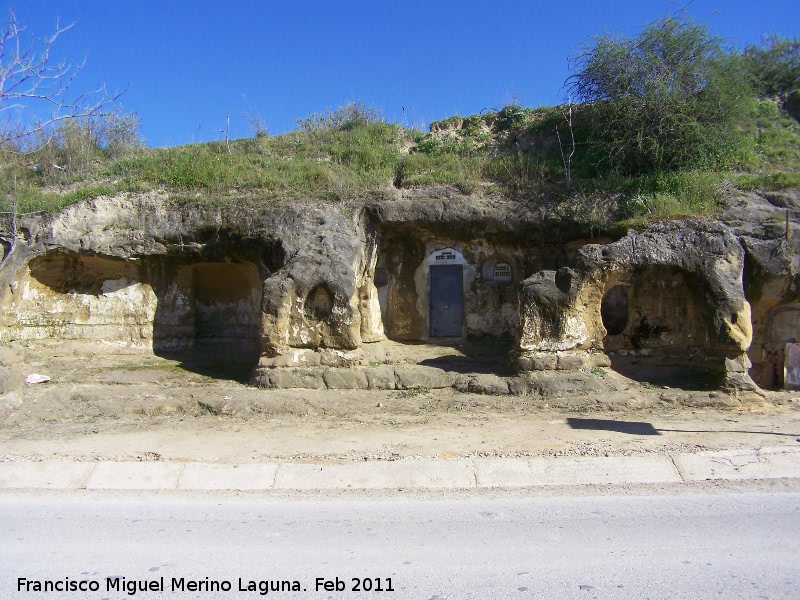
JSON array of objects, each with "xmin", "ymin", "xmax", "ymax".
[
  {"xmin": 15, "ymin": 251, "xmax": 153, "ymax": 343},
  {"xmin": 602, "ymin": 271, "xmax": 723, "ymax": 390},
  {"xmin": 767, "ymin": 306, "xmax": 800, "ymax": 389},
  {"xmin": 601, "ymin": 284, "xmax": 629, "ymax": 337},
  {"xmin": 152, "ymin": 260, "xmax": 262, "ymax": 382},
  {"xmin": 188, "ymin": 262, "xmax": 261, "ymax": 379},
  {"xmin": 192, "ymin": 262, "xmax": 261, "ymax": 347}
]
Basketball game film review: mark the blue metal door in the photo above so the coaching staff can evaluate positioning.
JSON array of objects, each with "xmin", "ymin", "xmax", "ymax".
[{"xmin": 430, "ymin": 265, "xmax": 463, "ymax": 337}]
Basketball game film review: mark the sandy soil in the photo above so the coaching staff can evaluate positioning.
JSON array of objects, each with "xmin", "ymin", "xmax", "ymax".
[{"xmin": 2, "ymin": 340, "xmax": 799, "ymax": 464}]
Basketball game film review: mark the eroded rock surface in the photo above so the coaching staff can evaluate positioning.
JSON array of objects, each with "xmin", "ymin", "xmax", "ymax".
[
  {"xmin": 0, "ymin": 187, "xmax": 797, "ymax": 392},
  {"xmin": 514, "ymin": 221, "xmax": 755, "ymax": 389}
]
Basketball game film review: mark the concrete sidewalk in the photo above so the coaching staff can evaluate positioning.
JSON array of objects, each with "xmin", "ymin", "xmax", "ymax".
[{"xmin": 1, "ymin": 446, "xmax": 799, "ymax": 492}]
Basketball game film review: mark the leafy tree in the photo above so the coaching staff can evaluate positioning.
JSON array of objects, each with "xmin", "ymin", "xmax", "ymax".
[
  {"xmin": 567, "ymin": 14, "xmax": 753, "ymax": 175},
  {"xmin": 742, "ymin": 35, "xmax": 800, "ymax": 96}
]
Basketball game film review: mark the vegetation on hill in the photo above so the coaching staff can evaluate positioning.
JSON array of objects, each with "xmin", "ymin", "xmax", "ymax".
[{"xmin": 1, "ymin": 13, "xmax": 799, "ymax": 234}]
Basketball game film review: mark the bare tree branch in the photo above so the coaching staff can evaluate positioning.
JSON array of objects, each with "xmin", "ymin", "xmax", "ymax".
[
  {"xmin": 0, "ymin": 8, "xmax": 126, "ymax": 268},
  {"xmin": 0, "ymin": 9, "xmax": 123, "ymax": 147},
  {"xmin": 556, "ymin": 96, "xmax": 576, "ymax": 189}
]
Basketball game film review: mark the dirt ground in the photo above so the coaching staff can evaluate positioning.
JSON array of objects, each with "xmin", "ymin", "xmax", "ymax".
[{"xmin": 2, "ymin": 340, "xmax": 799, "ymax": 464}]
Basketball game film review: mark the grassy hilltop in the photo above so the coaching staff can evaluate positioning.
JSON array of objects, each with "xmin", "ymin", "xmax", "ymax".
[{"xmin": 2, "ymin": 14, "xmax": 799, "ymax": 234}]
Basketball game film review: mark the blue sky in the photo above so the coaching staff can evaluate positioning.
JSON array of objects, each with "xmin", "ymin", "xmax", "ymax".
[{"xmin": 4, "ymin": 0, "xmax": 799, "ymax": 147}]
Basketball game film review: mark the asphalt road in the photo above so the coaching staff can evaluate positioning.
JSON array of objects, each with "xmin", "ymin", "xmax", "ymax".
[{"xmin": 2, "ymin": 490, "xmax": 799, "ymax": 599}]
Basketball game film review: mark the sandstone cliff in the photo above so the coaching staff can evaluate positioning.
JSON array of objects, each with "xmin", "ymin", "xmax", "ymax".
[{"xmin": 0, "ymin": 186, "xmax": 797, "ymax": 392}]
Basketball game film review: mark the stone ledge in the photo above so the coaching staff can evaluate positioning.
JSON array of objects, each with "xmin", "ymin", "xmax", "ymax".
[
  {"xmin": 250, "ymin": 365, "xmax": 461, "ymax": 392},
  {"xmin": 516, "ymin": 351, "xmax": 611, "ymax": 372}
]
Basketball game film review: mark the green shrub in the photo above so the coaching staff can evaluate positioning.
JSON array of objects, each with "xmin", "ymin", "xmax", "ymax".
[
  {"xmin": 295, "ymin": 101, "xmax": 383, "ymax": 132},
  {"xmin": 567, "ymin": 13, "xmax": 755, "ymax": 175},
  {"xmin": 416, "ymin": 115, "xmax": 493, "ymax": 157},
  {"xmin": 742, "ymin": 35, "xmax": 800, "ymax": 96},
  {"xmin": 484, "ymin": 151, "xmax": 558, "ymax": 194},
  {"xmin": 495, "ymin": 104, "xmax": 534, "ymax": 131},
  {"xmin": 98, "ymin": 109, "xmax": 143, "ymax": 158},
  {"xmin": 749, "ymin": 100, "xmax": 800, "ymax": 169},
  {"xmin": 614, "ymin": 171, "xmax": 725, "ymax": 221}
]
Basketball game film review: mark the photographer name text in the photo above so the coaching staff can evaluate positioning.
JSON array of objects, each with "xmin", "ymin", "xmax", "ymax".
[{"xmin": 17, "ymin": 576, "xmax": 395, "ymax": 596}]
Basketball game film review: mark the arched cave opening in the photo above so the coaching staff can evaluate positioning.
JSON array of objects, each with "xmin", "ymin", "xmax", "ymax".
[
  {"xmin": 601, "ymin": 284, "xmax": 629, "ymax": 336},
  {"xmin": 152, "ymin": 260, "xmax": 262, "ymax": 382},
  {"xmin": 17, "ymin": 252, "xmax": 150, "ymax": 342},
  {"xmin": 754, "ymin": 306, "xmax": 800, "ymax": 389},
  {"xmin": 602, "ymin": 270, "xmax": 724, "ymax": 390},
  {"xmin": 304, "ymin": 284, "xmax": 333, "ymax": 321},
  {"xmin": 192, "ymin": 262, "xmax": 261, "ymax": 345}
]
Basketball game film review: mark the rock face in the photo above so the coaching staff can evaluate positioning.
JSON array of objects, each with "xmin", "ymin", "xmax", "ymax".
[
  {"xmin": 0, "ymin": 346, "xmax": 23, "ymax": 394},
  {"xmin": 0, "ymin": 193, "xmax": 377, "ymax": 371},
  {"xmin": 721, "ymin": 191, "xmax": 800, "ymax": 389},
  {"xmin": 367, "ymin": 187, "xmax": 592, "ymax": 345},
  {"xmin": 513, "ymin": 221, "xmax": 754, "ymax": 389},
  {"xmin": 0, "ymin": 187, "xmax": 797, "ymax": 391}
]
